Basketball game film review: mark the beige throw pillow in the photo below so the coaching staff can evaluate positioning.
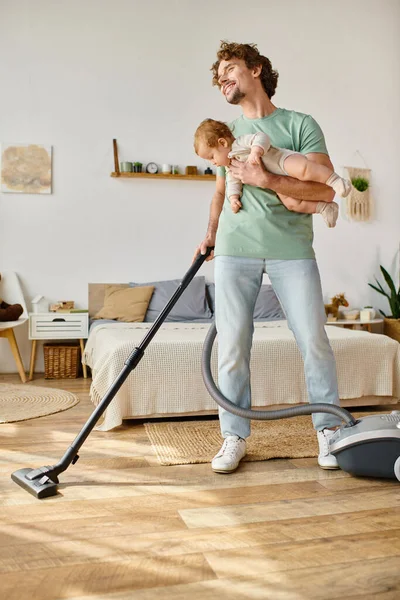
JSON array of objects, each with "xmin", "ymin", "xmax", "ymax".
[{"xmin": 93, "ymin": 285, "xmax": 154, "ymax": 322}]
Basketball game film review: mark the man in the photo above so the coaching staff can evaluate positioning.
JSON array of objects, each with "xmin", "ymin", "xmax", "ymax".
[{"xmin": 196, "ymin": 41, "xmax": 341, "ymax": 473}]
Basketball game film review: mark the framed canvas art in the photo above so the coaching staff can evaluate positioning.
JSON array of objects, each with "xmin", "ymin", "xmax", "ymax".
[{"xmin": 1, "ymin": 143, "xmax": 52, "ymax": 194}]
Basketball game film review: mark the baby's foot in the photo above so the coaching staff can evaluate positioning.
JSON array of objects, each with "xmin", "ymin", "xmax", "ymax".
[
  {"xmin": 317, "ymin": 201, "xmax": 339, "ymax": 228},
  {"xmin": 325, "ymin": 173, "xmax": 352, "ymax": 198}
]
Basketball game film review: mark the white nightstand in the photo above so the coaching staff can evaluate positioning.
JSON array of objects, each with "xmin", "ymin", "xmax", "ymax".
[
  {"xmin": 29, "ymin": 312, "xmax": 89, "ymax": 380},
  {"xmin": 326, "ymin": 318, "xmax": 383, "ymax": 333}
]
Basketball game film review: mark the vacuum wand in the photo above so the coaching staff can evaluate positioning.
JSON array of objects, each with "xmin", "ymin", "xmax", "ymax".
[{"xmin": 11, "ymin": 247, "xmax": 214, "ymax": 499}]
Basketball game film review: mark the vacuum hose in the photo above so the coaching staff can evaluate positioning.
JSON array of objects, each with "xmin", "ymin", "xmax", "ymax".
[{"xmin": 201, "ymin": 322, "xmax": 357, "ymax": 427}]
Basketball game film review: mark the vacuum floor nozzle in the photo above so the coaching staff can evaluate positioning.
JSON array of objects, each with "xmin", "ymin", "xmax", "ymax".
[{"xmin": 11, "ymin": 468, "xmax": 59, "ymax": 499}]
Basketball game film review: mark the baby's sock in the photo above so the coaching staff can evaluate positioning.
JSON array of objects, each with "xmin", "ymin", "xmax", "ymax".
[
  {"xmin": 325, "ymin": 173, "xmax": 352, "ymax": 198},
  {"xmin": 316, "ymin": 201, "xmax": 339, "ymax": 228}
]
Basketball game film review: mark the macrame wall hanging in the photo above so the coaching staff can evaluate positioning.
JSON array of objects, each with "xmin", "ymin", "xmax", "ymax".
[{"xmin": 344, "ymin": 165, "xmax": 372, "ymax": 222}]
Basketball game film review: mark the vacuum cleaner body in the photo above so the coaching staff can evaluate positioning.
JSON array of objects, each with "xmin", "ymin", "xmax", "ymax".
[{"xmin": 329, "ymin": 411, "xmax": 400, "ymax": 479}]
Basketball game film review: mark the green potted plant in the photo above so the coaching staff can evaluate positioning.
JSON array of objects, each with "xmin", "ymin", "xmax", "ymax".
[
  {"xmin": 133, "ymin": 162, "xmax": 143, "ymax": 173},
  {"xmin": 351, "ymin": 177, "xmax": 369, "ymax": 192},
  {"xmin": 368, "ymin": 264, "xmax": 400, "ymax": 342}
]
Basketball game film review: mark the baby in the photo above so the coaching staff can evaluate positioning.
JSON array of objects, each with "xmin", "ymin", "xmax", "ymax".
[{"xmin": 194, "ymin": 119, "xmax": 352, "ymax": 228}]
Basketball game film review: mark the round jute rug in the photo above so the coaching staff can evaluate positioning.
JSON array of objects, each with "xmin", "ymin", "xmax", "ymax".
[{"xmin": 0, "ymin": 383, "xmax": 79, "ymax": 423}]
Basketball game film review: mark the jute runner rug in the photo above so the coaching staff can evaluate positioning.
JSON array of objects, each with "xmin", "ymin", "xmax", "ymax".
[{"xmin": 145, "ymin": 412, "xmax": 382, "ymax": 465}]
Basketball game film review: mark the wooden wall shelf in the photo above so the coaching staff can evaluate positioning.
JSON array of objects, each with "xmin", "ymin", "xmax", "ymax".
[
  {"xmin": 111, "ymin": 172, "xmax": 215, "ymax": 181},
  {"xmin": 111, "ymin": 138, "xmax": 215, "ymax": 182}
]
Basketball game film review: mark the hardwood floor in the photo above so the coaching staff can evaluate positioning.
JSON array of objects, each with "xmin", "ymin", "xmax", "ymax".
[{"xmin": 0, "ymin": 373, "xmax": 399, "ymax": 600}]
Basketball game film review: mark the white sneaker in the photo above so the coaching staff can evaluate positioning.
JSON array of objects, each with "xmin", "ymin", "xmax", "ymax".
[
  {"xmin": 211, "ymin": 435, "xmax": 247, "ymax": 473},
  {"xmin": 317, "ymin": 428, "xmax": 340, "ymax": 469}
]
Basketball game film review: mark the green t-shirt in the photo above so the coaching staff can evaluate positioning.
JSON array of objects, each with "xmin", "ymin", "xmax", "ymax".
[{"xmin": 215, "ymin": 108, "xmax": 329, "ymax": 259}]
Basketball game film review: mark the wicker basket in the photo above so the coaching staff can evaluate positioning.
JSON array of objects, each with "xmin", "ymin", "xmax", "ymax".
[
  {"xmin": 384, "ymin": 318, "xmax": 400, "ymax": 344},
  {"xmin": 44, "ymin": 343, "xmax": 81, "ymax": 379}
]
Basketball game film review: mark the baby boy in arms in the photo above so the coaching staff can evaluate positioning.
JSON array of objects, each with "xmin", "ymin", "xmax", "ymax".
[{"xmin": 194, "ymin": 118, "xmax": 351, "ymax": 228}]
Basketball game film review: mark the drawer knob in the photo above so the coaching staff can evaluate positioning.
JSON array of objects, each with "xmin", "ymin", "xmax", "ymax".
[{"xmin": 52, "ymin": 318, "xmax": 66, "ymax": 322}]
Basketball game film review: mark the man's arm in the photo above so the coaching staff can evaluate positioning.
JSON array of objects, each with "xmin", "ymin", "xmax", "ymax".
[
  {"xmin": 193, "ymin": 174, "xmax": 225, "ymax": 261},
  {"xmin": 206, "ymin": 174, "xmax": 226, "ymax": 237},
  {"xmin": 276, "ymin": 153, "xmax": 336, "ymax": 204},
  {"xmin": 229, "ymin": 152, "xmax": 335, "ymax": 202}
]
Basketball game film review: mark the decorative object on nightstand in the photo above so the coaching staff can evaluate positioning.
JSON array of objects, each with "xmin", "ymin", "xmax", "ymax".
[
  {"xmin": 50, "ymin": 301, "xmax": 74, "ymax": 312},
  {"xmin": 324, "ymin": 293, "xmax": 349, "ymax": 320},
  {"xmin": 171, "ymin": 165, "xmax": 179, "ymax": 175},
  {"xmin": 31, "ymin": 295, "xmax": 48, "ymax": 314},
  {"xmin": 341, "ymin": 308, "xmax": 360, "ymax": 321},
  {"xmin": 368, "ymin": 260, "xmax": 400, "ymax": 343},
  {"xmin": 28, "ymin": 312, "xmax": 89, "ymax": 380},
  {"xmin": 326, "ymin": 315, "xmax": 337, "ymax": 322},
  {"xmin": 360, "ymin": 306, "xmax": 376, "ymax": 321},
  {"xmin": 133, "ymin": 162, "xmax": 142, "ymax": 173},
  {"xmin": 204, "ymin": 167, "xmax": 213, "ymax": 175}
]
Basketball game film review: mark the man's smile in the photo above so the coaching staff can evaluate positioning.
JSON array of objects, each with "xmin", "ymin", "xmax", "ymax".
[{"xmin": 223, "ymin": 81, "xmax": 236, "ymax": 95}]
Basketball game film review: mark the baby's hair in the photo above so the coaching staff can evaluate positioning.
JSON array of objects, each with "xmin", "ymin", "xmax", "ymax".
[{"xmin": 194, "ymin": 118, "xmax": 234, "ymax": 154}]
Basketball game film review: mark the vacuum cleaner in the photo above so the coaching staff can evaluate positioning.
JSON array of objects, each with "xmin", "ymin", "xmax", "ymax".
[
  {"xmin": 202, "ymin": 322, "xmax": 400, "ymax": 481},
  {"xmin": 11, "ymin": 248, "xmax": 400, "ymax": 499}
]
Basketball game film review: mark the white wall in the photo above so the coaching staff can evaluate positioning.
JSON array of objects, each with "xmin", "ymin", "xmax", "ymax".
[{"xmin": 0, "ymin": 0, "xmax": 399, "ymax": 372}]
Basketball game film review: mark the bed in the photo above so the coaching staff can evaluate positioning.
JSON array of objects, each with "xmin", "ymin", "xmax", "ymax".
[{"xmin": 83, "ymin": 281, "xmax": 400, "ymax": 430}]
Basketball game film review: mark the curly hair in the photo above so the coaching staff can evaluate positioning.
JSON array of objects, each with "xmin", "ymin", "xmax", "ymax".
[
  {"xmin": 211, "ymin": 41, "xmax": 279, "ymax": 99},
  {"xmin": 194, "ymin": 118, "xmax": 234, "ymax": 153}
]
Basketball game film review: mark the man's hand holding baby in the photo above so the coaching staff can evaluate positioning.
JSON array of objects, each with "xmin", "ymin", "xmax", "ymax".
[{"xmin": 230, "ymin": 157, "xmax": 269, "ymax": 188}]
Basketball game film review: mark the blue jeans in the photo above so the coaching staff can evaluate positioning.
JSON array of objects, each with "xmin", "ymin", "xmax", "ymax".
[{"xmin": 214, "ymin": 256, "xmax": 341, "ymax": 438}]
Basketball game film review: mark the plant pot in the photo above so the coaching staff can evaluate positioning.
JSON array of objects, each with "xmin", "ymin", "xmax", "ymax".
[
  {"xmin": 120, "ymin": 162, "xmax": 132, "ymax": 172},
  {"xmin": 384, "ymin": 318, "xmax": 400, "ymax": 343}
]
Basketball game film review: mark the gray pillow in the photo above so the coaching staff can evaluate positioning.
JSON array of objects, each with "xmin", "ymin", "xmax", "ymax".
[
  {"xmin": 129, "ymin": 276, "xmax": 213, "ymax": 322},
  {"xmin": 206, "ymin": 283, "xmax": 284, "ymax": 321},
  {"xmin": 254, "ymin": 285, "xmax": 285, "ymax": 321},
  {"xmin": 206, "ymin": 282, "xmax": 216, "ymax": 313}
]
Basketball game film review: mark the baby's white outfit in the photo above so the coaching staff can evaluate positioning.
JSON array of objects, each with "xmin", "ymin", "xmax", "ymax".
[{"xmin": 226, "ymin": 132, "xmax": 295, "ymax": 198}]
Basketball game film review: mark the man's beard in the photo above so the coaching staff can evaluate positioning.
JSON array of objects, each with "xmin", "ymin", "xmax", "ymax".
[{"xmin": 226, "ymin": 86, "xmax": 245, "ymax": 105}]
